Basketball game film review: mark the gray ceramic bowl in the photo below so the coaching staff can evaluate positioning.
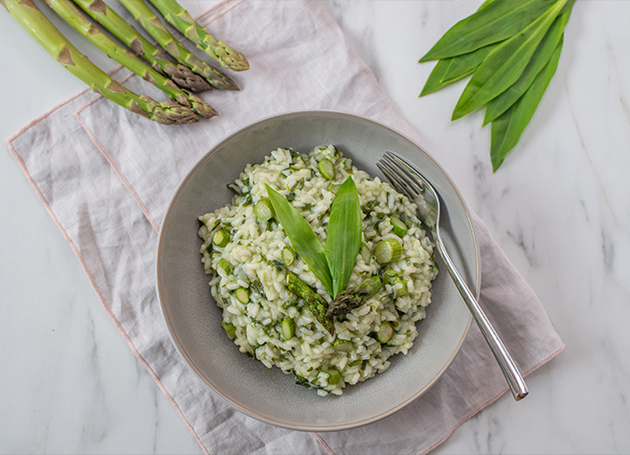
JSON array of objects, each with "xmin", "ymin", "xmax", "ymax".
[{"xmin": 157, "ymin": 111, "xmax": 478, "ymax": 431}]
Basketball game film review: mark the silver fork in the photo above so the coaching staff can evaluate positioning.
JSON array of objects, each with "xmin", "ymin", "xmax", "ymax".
[{"xmin": 377, "ymin": 151, "xmax": 528, "ymax": 401}]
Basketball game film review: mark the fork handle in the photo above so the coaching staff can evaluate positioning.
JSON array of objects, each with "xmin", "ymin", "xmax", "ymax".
[{"xmin": 435, "ymin": 233, "xmax": 529, "ymax": 401}]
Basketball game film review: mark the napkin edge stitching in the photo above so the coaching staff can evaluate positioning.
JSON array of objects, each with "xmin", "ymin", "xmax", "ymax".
[
  {"xmin": 199, "ymin": 0, "xmax": 246, "ymax": 27},
  {"xmin": 5, "ymin": 136, "xmax": 210, "ymax": 455},
  {"xmin": 4, "ymin": 64, "xmax": 132, "ymax": 147},
  {"xmin": 197, "ymin": 0, "xmax": 235, "ymax": 22},
  {"xmin": 311, "ymin": 433, "xmax": 335, "ymax": 455}
]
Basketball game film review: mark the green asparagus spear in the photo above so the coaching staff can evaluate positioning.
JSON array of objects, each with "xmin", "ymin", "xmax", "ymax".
[
  {"xmin": 281, "ymin": 317, "xmax": 296, "ymax": 340},
  {"xmin": 374, "ymin": 238, "xmax": 403, "ymax": 264},
  {"xmin": 254, "ymin": 198, "xmax": 274, "ymax": 221},
  {"xmin": 45, "ymin": 0, "xmax": 215, "ymax": 119},
  {"xmin": 2, "ymin": 0, "xmax": 198, "ymax": 124},
  {"xmin": 382, "ymin": 268, "xmax": 409, "ymax": 297},
  {"xmin": 221, "ymin": 321, "xmax": 237, "ymax": 339},
  {"xmin": 118, "ymin": 0, "xmax": 238, "ymax": 91},
  {"xmin": 286, "ymin": 271, "xmax": 334, "ymax": 336},
  {"xmin": 71, "ymin": 0, "xmax": 211, "ymax": 92},
  {"xmin": 376, "ymin": 322, "xmax": 394, "ymax": 344},
  {"xmin": 148, "ymin": 0, "xmax": 249, "ymax": 71},
  {"xmin": 212, "ymin": 230, "xmax": 230, "ymax": 247},
  {"xmin": 326, "ymin": 276, "xmax": 382, "ymax": 320}
]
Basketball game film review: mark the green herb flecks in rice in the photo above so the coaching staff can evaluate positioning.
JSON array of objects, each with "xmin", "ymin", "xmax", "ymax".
[{"xmin": 198, "ymin": 146, "xmax": 438, "ymax": 396}]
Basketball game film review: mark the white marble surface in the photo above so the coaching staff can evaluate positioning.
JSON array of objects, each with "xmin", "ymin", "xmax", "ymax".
[{"xmin": 1, "ymin": 1, "xmax": 629, "ymax": 453}]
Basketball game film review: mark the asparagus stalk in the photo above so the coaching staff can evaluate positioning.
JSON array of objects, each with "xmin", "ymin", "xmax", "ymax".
[
  {"xmin": 45, "ymin": 0, "xmax": 216, "ymax": 119},
  {"xmin": 326, "ymin": 276, "xmax": 382, "ymax": 319},
  {"xmin": 2, "ymin": 0, "xmax": 198, "ymax": 124},
  {"xmin": 119, "ymin": 0, "xmax": 238, "ymax": 91},
  {"xmin": 148, "ymin": 0, "xmax": 249, "ymax": 71},
  {"xmin": 286, "ymin": 271, "xmax": 334, "ymax": 336},
  {"xmin": 71, "ymin": 0, "xmax": 211, "ymax": 92}
]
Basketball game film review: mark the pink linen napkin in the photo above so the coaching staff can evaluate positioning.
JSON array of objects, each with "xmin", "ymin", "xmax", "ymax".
[{"xmin": 6, "ymin": 1, "xmax": 564, "ymax": 453}]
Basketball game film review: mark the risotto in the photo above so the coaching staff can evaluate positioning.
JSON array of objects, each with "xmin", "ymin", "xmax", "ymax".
[{"xmin": 198, "ymin": 145, "xmax": 438, "ymax": 396}]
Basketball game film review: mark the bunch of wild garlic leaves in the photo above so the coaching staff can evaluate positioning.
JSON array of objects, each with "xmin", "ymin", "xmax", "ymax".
[{"xmin": 420, "ymin": 0, "xmax": 575, "ymax": 171}]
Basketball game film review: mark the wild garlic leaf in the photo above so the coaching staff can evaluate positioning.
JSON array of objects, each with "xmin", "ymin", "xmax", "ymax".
[
  {"xmin": 477, "ymin": 0, "xmax": 497, "ymax": 12},
  {"xmin": 419, "ymin": 0, "xmax": 556, "ymax": 62},
  {"xmin": 483, "ymin": 4, "xmax": 572, "ymax": 125},
  {"xmin": 420, "ymin": 43, "xmax": 499, "ymax": 97},
  {"xmin": 265, "ymin": 185, "xmax": 334, "ymax": 296},
  {"xmin": 324, "ymin": 177, "xmax": 362, "ymax": 298},
  {"xmin": 490, "ymin": 38, "xmax": 563, "ymax": 171},
  {"xmin": 452, "ymin": 0, "xmax": 567, "ymax": 120},
  {"xmin": 420, "ymin": 60, "xmax": 452, "ymax": 97}
]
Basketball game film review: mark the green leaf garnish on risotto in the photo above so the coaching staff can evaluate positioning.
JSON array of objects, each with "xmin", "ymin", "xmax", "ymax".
[{"xmin": 198, "ymin": 145, "xmax": 438, "ymax": 396}]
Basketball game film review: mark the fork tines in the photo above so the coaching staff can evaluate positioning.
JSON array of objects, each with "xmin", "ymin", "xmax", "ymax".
[{"xmin": 377, "ymin": 152, "xmax": 424, "ymax": 198}]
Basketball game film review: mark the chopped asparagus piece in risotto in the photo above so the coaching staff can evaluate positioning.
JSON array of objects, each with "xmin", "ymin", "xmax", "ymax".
[{"xmin": 198, "ymin": 146, "xmax": 437, "ymax": 396}]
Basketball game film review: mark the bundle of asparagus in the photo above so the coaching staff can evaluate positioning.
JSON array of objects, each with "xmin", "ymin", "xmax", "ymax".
[{"xmin": 2, "ymin": 0, "xmax": 249, "ymax": 124}]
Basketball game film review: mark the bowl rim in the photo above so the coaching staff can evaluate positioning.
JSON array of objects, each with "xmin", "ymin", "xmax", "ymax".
[{"xmin": 156, "ymin": 109, "xmax": 478, "ymax": 431}]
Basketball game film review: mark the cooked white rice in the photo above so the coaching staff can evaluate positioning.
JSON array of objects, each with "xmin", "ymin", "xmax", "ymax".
[{"xmin": 198, "ymin": 146, "xmax": 438, "ymax": 396}]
